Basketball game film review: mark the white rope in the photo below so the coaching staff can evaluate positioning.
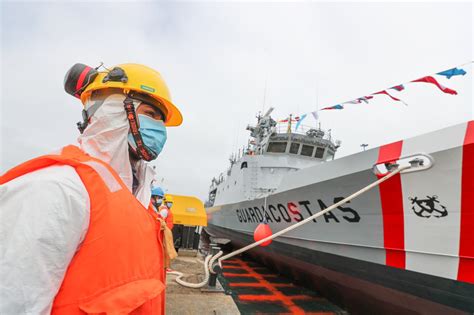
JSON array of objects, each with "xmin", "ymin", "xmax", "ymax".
[
  {"xmin": 168, "ymin": 251, "xmax": 224, "ymax": 288},
  {"xmin": 172, "ymin": 165, "xmax": 410, "ymax": 286},
  {"xmin": 216, "ymin": 165, "xmax": 411, "ymax": 267},
  {"xmin": 167, "ymin": 254, "xmax": 213, "ymax": 288},
  {"xmin": 208, "ymin": 250, "xmax": 223, "ymax": 274}
]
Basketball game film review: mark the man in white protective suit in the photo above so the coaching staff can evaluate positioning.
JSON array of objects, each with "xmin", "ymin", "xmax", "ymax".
[{"xmin": 0, "ymin": 63, "xmax": 183, "ymax": 315}]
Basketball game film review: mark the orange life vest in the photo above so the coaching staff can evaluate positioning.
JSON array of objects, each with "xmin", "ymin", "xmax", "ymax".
[
  {"xmin": 165, "ymin": 210, "xmax": 174, "ymax": 230},
  {"xmin": 0, "ymin": 145, "xmax": 165, "ymax": 314}
]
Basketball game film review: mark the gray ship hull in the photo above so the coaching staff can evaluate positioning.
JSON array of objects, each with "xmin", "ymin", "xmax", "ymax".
[{"xmin": 206, "ymin": 120, "xmax": 474, "ymax": 313}]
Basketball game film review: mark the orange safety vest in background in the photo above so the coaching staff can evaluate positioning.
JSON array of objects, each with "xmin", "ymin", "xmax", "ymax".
[
  {"xmin": 0, "ymin": 145, "xmax": 165, "ymax": 315},
  {"xmin": 166, "ymin": 210, "xmax": 174, "ymax": 230}
]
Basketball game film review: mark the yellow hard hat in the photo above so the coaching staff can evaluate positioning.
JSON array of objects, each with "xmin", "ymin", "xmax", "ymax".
[
  {"xmin": 164, "ymin": 194, "xmax": 174, "ymax": 203},
  {"xmin": 81, "ymin": 63, "xmax": 183, "ymax": 127}
]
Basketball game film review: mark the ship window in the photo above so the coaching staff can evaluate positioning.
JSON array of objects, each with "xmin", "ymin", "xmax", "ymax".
[
  {"xmin": 289, "ymin": 142, "xmax": 300, "ymax": 154},
  {"xmin": 314, "ymin": 147, "xmax": 325, "ymax": 158},
  {"xmin": 301, "ymin": 145, "xmax": 314, "ymax": 157},
  {"xmin": 241, "ymin": 162, "xmax": 248, "ymax": 169},
  {"xmin": 267, "ymin": 142, "xmax": 287, "ymax": 153}
]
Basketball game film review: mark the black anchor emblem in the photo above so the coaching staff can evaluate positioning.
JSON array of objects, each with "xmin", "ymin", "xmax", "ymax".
[{"xmin": 409, "ymin": 195, "xmax": 448, "ymax": 218}]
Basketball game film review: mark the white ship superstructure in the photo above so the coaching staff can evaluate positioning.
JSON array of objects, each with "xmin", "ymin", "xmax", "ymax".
[{"xmin": 207, "ymin": 108, "xmax": 340, "ymax": 206}]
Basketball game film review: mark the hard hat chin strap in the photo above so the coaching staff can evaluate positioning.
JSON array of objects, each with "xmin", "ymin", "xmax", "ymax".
[
  {"xmin": 124, "ymin": 97, "xmax": 157, "ymax": 162},
  {"xmin": 77, "ymin": 109, "xmax": 89, "ymax": 134},
  {"xmin": 76, "ymin": 99, "xmax": 105, "ymax": 134}
]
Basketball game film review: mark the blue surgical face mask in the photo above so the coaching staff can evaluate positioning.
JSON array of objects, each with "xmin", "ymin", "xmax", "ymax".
[
  {"xmin": 166, "ymin": 202, "xmax": 173, "ymax": 208},
  {"xmin": 153, "ymin": 197, "xmax": 163, "ymax": 208},
  {"xmin": 128, "ymin": 114, "xmax": 167, "ymax": 159}
]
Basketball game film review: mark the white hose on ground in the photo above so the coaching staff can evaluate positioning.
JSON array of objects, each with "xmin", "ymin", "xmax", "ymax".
[{"xmin": 167, "ymin": 251, "xmax": 223, "ymax": 288}]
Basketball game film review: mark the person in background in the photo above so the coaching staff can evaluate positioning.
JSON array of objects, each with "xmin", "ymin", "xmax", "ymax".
[
  {"xmin": 150, "ymin": 187, "xmax": 178, "ymax": 271},
  {"xmin": 151, "ymin": 186, "xmax": 166, "ymax": 210},
  {"xmin": 150, "ymin": 186, "xmax": 174, "ymax": 230},
  {"xmin": 160, "ymin": 193, "xmax": 175, "ymax": 230}
]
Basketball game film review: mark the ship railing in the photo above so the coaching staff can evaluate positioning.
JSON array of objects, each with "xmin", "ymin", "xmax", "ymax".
[{"xmin": 274, "ymin": 123, "xmax": 333, "ymax": 140}]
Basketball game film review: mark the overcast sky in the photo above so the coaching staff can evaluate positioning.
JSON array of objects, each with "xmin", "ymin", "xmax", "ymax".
[{"xmin": 1, "ymin": 2, "xmax": 472, "ymax": 200}]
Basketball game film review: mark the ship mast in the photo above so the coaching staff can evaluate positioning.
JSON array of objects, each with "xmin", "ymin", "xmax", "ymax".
[{"xmin": 246, "ymin": 107, "xmax": 276, "ymax": 155}]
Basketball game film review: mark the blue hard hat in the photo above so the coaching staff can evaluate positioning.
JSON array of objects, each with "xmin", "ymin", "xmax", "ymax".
[{"xmin": 151, "ymin": 186, "xmax": 165, "ymax": 197}]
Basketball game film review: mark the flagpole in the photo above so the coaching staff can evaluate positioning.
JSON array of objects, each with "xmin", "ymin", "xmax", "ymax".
[
  {"xmin": 262, "ymin": 77, "xmax": 267, "ymax": 114},
  {"xmin": 315, "ymin": 78, "xmax": 319, "ymax": 125}
]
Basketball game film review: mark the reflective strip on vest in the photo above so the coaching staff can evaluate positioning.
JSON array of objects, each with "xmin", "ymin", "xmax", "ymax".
[{"xmin": 82, "ymin": 160, "xmax": 122, "ymax": 193}]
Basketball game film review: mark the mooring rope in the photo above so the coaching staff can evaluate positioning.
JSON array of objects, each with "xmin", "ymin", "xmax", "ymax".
[
  {"xmin": 167, "ymin": 251, "xmax": 223, "ymax": 288},
  {"xmin": 212, "ymin": 164, "xmax": 411, "ymax": 271},
  {"xmin": 171, "ymin": 164, "xmax": 411, "ymax": 286}
]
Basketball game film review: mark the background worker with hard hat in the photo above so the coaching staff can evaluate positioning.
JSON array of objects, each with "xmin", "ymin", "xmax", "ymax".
[
  {"xmin": 151, "ymin": 186, "xmax": 166, "ymax": 208},
  {"xmin": 164, "ymin": 194, "xmax": 174, "ymax": 209},
  {"xmin": 0, "ymin": 63, "xmax": 182, "ymax": 315},
  {"xmin": 149, "ymin": 186, "xmax": 177, "ymax": 271},
  {"xmin": 151, "ymin": 186, "xmax": 174, "ymax": 229},
  {"xmin": 162, "ymin": 194, "xmax": 175, "ymax": 230}
]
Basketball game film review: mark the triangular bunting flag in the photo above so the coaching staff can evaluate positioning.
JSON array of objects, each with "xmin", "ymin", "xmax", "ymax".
[
  {"xmin": 411, "ymin": 76, "xmax": 458, "ymax": 95},
  {"xmin": 372, "ymin": 90, "xmax": 408, "ymax": 105},
  {"xmin": 321, "ymin": 104, "xmax": 344, "ymax": 110},
  {"xmin": 437, "ymin": 67, "xmax": 467, "ymax": 79}
]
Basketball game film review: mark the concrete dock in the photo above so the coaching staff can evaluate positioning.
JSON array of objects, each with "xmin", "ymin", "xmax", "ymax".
[{"xmin": 166, "ymin": 252, "xmax": 240, "ymax": 315}]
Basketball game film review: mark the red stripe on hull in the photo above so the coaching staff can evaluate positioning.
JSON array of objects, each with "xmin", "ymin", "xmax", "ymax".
[
  {"xmin": 377, "ymin": 141, "xmax": 406, "ymax": 269},
  {"xmin": 458, "ymin": 121, "xmax": 474, "ymax": 283}
]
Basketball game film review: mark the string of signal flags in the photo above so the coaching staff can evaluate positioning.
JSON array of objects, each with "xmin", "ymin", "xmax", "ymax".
[{"xmin": 280, "ymin": 61, "xmax": 472, "ymax": 130}]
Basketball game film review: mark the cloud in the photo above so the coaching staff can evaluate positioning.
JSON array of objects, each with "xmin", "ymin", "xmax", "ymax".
[{"xmin": 1, "ymin": 2, "xmax": 472, "ymax": 201}]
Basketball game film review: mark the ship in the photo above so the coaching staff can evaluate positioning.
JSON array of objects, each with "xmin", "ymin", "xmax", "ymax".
[{"xmin": 205, "ymin": 108, "xmax": 474, "ymax": 314}]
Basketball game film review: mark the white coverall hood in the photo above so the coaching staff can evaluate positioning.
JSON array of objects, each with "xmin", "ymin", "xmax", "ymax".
[{"xmin": 78, "ymin": 93, "xmax": 155, "ymax": 207}]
